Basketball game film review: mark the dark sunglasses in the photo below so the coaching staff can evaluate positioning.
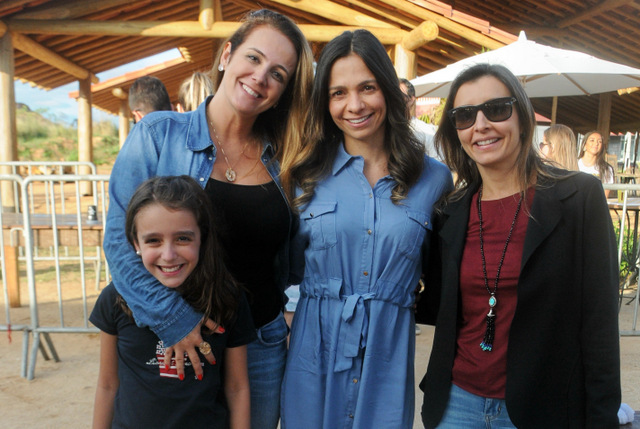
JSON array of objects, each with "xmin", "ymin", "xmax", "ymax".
[{"xmin": 447, "ymin": 97, "xmax": 517, "ymax": 130}]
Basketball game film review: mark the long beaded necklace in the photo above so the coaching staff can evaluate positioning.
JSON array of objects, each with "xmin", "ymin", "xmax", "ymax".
[
  {"xmin": 209, "ymin": 122, "xmax": 249, "ymax": 182},
  {"xmin": 477, "ymin": 185, "xmax": 523, "ymax": 352}
]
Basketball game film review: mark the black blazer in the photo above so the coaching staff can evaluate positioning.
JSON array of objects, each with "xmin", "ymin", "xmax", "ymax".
[{"xmin": 417, "ymin": 171, "xmax": 621, "ymax": 428}]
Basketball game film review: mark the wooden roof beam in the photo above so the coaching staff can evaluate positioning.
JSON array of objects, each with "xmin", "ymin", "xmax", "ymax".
[
  {"xmin": 8, "ymin": 19, "xmax": 410, "ymax": 44},
  {"xmin": 375, "ymin": 0, "xmax": 506, "ymax": 50},
  {"xmin": 199, "ymin": 0, "xmax": 223, "ymax": 30},
  {"xmin": 402, "ymin": 21, "xmax": 438, "ymax": 50},
  {"xmin": 11, "ymin": 0, "xmax": 136, "ymax": 19},
  {"xmin": 556, "ymin": 0, "xmax": 636, "ymax": 28},
  {"xmin": 268, "ymin": 0, "xmax": 397, "ymax": 28},
  {"xmin": 10, "ymin": 30, "xmax": 98, "ymax": 83}
]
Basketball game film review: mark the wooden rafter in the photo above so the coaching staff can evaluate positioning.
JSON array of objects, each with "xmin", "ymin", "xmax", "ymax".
[
  {"xmin": 268, "ymin": 0, "xmax": 397, "ymax": 28},
  {"xmin": 11, "ymin": 0, "xmax": 135, "ymax": 20},
  {"xmin": 556, "ymin": 0, "xmax": 636, "ymax": 28},
  {"xmin": 8, "ymin": 19, "xmax": 410, "ymax": 43}
]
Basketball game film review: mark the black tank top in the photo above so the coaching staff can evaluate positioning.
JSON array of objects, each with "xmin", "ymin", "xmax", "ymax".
[{"xmin": 205, "ymin": 179, "xmax": 289, "ymax": 328}]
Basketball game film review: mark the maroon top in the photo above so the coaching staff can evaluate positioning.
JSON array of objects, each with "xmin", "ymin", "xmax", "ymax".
[{"xmin": 452, "ymin": 188, "xmax": 534, "ymax": 398}]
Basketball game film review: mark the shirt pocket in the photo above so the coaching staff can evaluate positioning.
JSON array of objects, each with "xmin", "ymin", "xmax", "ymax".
[
  {"xmin": 301, "ymin": 202, "xmax": 338, "ymax": 250},
  {"xmin": 398, "ymin": 209, "xmax": 432, "ymax": 261}
]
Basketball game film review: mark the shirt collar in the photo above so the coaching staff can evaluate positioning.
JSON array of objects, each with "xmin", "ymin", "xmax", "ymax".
[
  {"xmin": 185, "ymin": 96, "xmax": 215, "ymax": 152},
  {"xmin": 332, "ymin": 142, "xmax": 356, "ymax": 176}
]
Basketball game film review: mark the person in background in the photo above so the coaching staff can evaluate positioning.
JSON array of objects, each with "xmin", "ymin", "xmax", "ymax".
[
  {"xmin": 92, "ymin": 176, "xmax": 253, "ymax": 429},
  {"xmin": 417, "ymin": 63, "xmax": 620, "ymax": 428},
  {"xmin": 578, "ymin": 130, "xmax": 615, "ymax": 197},
  {"xmin": 104, "ymin": 9, "xmax": 314, "ymax": 429},
  {"xmin": 539, "ymin": 123, "xmax": 579, "ymax": 170},
  {"xmin": 176, "ymin": 71, "xmax": 215, "ymax": 112},
  {"xmin": 399, "ymin": 77, "xmax": 441, "ymax": 161},
  {"xmin": 281, "ymin": 29, "xmax": 452, "ymax": 428},
  {"xmin": 128, "ymin": 76, "xmax": 173, "ymax": 122}
]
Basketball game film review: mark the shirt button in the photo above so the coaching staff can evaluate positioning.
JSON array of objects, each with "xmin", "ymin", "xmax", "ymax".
[
  {"xmin": 363, "ymin": 271, "xmax": 368, "ymax": 276},
  {"xmin": 349, "ymin": 414, "xmax": 354, "ymax": 419},
  {"xmin": 208, "ymin": 156, "xmax": 213, "ymax": 160},
  {"xmin": 310, "ymin": 213, "xmax": 314, "ymax": 217},
  {"xmin": 352, "ymin": 378, "xmax": 358, "ymax": 383},
  {"xmin": 199, "ymin": 177, "xmax": 204, "ymax": 182},
  {"xmin": 424, "ymin": 221, "xmax": 428, "ymax": 226},
  {"xmin": 369, "ymin": 193, "xmax": 373, "ymax": 198},
  {"xmin": 367, "ymin": 229, "xmax": 372, "ymax": 235}
]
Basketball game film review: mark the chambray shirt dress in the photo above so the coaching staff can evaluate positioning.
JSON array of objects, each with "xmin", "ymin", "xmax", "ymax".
[{"xmin": 281, "ymin": 144, "xmax": 452, "ymax": 429}]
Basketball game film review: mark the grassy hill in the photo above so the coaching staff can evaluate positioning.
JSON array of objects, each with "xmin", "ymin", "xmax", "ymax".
[{"xmin": 16, "ymin": 104, "xmax": 120, "ymax": 166}]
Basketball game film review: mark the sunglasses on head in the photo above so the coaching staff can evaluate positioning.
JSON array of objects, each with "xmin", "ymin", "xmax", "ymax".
[{"xmin": 448, "ymin": 97, "xmax": 517, "ymax": 130}]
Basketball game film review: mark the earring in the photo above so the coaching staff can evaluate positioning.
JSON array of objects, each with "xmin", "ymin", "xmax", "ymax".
[
  {"xmin": 136, "ymin": 250, "xmax": 141, "ymax": 256},
  {"xmin": 218, "ymin": 64, "xmax": 224, "ymax": 72}
]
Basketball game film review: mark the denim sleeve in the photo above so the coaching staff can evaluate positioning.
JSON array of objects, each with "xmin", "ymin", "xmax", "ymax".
[{"xmin": 103, "ymin": 123, "xmax": 202, "ymax": 346}]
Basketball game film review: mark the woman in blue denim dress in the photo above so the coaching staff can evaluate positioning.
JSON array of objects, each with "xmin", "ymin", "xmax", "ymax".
[
  {"xmin": 104, "ymin": 10, "xmax": 314, "ymax": 429},
  {"xmin": 280, "ymin": 30, "xmax": 452, "ymax": 428}
]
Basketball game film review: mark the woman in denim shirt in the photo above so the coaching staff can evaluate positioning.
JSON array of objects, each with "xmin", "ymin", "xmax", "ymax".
[
  {"xmin": 280, "ymin": 30, "xmax": 452, "ymax": 428},
  {"xmin": 104, "ymin": 10, "xmax": 313, "ymax": 429}
]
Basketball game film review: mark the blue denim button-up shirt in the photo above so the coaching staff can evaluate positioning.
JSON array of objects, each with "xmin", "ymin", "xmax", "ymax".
[{"xmin": 104, "ymin": 98, "xmax": 292, "ymax": 346}]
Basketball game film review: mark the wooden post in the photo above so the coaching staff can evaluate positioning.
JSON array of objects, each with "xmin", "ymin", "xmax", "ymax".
[
  {"xmin": 118, "ymin": 98, "xmax": 130, "ymax": 148},
  {"xmin": 112, "ymin": 88, "xmax": 130, "ymax": 148},
  {"xmin": 78, "ymin": 77, "xmax": 93, "ymax": 195},
  {"xmin": 394, "ymin": 44, "xmax": 416, "ymax": 79},
  {"xmin": 199, "ymin": 0, "xmax": 214, "ymax": 30},
  {"xmin": 597, "ymin": 93, "xmax": 612, "ymax": 147},
  {"xmin": 0, "ymin": 30, "xmax": 18, "ymax": 211},
  {"xmin": 4, "ymin": 245, "xmax": 20, "ymax": 307},
  {"xmin": 551, "ymin": 96, "xmax": 558, "ymax": 125}
]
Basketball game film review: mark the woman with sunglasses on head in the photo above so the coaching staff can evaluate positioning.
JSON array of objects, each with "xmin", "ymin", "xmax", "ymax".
[
  {"xmin": 104, "ymin": 10, "xmax": 314, "ymax": 429},
  {"xmin": 416, "ymin": 63, "xmax": 620, "ymax": 428}
]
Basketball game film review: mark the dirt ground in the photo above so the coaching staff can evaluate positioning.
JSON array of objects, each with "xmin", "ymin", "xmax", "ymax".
[{"xmin": 1, "ymin": 294, "xmax": 639, "ymax": 428}]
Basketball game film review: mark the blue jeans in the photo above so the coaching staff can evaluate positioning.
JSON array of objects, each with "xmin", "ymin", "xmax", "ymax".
[
  {"xmin": 247, "ymin": 312, "xmax": 288, "ymax": 429},
  {"xmin": 436, "ymin": 383, "xmax": 516, "ymax": 429}
]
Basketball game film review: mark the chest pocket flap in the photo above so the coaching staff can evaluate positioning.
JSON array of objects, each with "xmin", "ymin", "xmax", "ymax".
[
  {"xmin": 399, "ymin": 209, "xmax": 432, "ymax": 260},
  {"xmin": 301, "ymin": 202, "xmax": 338, "ymax": 250}
]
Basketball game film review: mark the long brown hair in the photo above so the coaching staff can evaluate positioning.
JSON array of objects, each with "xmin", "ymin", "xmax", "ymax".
[
  {"xmin": 211, "ymin": 9, "xmax": 314, "ymax": 199},
  {"xmin": 578, "ymin": 130, "xmax": 614, "ymax": 183},
  {"xmin": 124, "ymin": 176, "xmax": 239, "ymax": 326},
  {"xmin": 291, "ymin": 29, "xmax": 424, "ymax": 208}
]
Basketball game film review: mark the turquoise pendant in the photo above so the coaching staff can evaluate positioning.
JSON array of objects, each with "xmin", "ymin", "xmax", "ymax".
[{"xmin": 488, "ymin": 294, "xmax": 497, "ymax": 308}]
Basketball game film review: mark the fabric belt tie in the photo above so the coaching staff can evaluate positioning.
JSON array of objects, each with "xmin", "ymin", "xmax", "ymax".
[{"xmin": 335, "ymin": 292, "xmax": 376, "ymax": 372}]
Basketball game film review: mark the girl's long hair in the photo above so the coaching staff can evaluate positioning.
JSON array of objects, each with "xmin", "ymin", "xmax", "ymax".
[
  {"xmin": 578, "ymin": 130, "xmax": 614, "ymax": 183},
  {"xmin": 124, "ymin": 175, "xmax": 239, "ymax": 326},
  {"xmin": 291, "ymin": 29, "xmax": 424, "ymax": 208}
]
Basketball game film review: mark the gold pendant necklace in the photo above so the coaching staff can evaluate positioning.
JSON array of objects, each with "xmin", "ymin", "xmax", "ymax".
[{"xmin": 209, "ymin": 122, "xmax": 249, "ymax": 182}]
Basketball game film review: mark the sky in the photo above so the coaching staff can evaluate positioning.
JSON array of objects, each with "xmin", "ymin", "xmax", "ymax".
[{"xmin": 14, "ymin": 49, "xmax": 181, "ymax": 125}]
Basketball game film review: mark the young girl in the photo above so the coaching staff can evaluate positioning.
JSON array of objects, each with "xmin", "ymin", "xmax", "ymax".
[{"xmin": 91, "ymin": 175, "xmax": 254, "ymax": 429}]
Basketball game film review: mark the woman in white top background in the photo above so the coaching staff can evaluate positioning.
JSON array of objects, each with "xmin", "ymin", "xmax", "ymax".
[{"xmin": 578, "ymin": 130, "xmax": 615, "ymax": 197}]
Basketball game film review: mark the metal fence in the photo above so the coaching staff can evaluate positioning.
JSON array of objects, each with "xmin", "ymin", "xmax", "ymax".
[
  {"xmin": 605, "ymin": 183, "xmax": 640, "ymax": 336},
  {"xmin": 1, "ymin": 172, "xmax": 110, "ymax": 379}
]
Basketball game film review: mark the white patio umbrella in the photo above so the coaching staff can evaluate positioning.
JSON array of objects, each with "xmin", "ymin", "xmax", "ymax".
[{"xmin": 412, "ymin": 31, "xmax": 640, "ymax": 98}]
